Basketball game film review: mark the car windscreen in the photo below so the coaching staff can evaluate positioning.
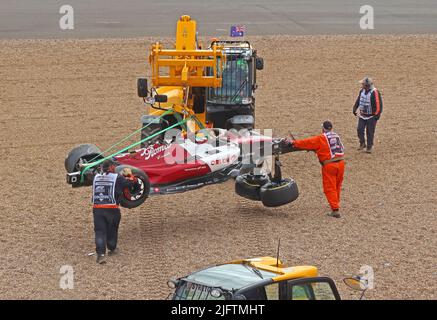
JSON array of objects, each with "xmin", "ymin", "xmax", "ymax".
[
  {"xmin": 208, "ymin": 56, "xmax": 251, "ymax": 104},
  {"xmin": 183, "ymin": 264, "xmax": 277, "ymax": 291}
]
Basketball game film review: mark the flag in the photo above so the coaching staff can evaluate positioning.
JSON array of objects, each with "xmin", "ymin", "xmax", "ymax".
[{"xmin": 230, "ymin": 25, "xmax": 245, "ymax": 37}]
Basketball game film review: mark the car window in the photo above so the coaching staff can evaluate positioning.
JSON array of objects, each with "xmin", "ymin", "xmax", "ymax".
[
  {"xmin": 312, "ymin": 282, "xmax": 337, "ymax": 300},
  {"xmin": 291, "ymin": 282, "xmax": 338, "ymax": 300},
  {"xmin": 291, "ymin": 284, "xmax": 312, "ymax": 300},
  {"xmin": 208, "ymin": 57, "xmax": 251, "ymax": 104},
  {"xmin": 264, "ymin": 283, "xmax": 279, "ymax": 300}
]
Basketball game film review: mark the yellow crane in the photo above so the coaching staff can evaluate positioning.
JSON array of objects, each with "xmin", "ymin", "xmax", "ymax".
[{"xmin": 137, "ymin": 15, "xmax": 264, "ymax": 145}]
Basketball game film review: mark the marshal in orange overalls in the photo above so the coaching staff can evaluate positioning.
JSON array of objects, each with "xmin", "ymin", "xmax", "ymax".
[{"xmin": 293, "ymin": 131, "xmax": 345, "ymax": 211}]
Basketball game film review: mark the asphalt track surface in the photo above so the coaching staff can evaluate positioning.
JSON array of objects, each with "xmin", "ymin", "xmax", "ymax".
[{"xmin": 1, "ymin": 0, "xmax": 437, "ymax": 39}]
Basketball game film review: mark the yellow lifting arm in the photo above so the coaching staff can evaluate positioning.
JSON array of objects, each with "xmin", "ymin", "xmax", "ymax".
[{"xmin": 148, "ymin": 16, "xmax": 225, "ymax": 88}]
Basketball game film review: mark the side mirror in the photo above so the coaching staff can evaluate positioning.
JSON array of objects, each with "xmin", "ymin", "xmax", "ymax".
[
  {"xmin": 167, "ymin": 279, "xmax": 179, "ymax": 289},
  {"xmin": 154, "ymin": 94, "xmax": 168, "ymax": 103},
  {"xmin": 343, "ymin": 276, "xmax": 367, "ymax": 291},
  {"xmin": 255, "ymin": 57, "xmax": 264, "ymax": 70},
  {"xmin": 137, "ymin": 78, "xmax": 148, "ymax": 97},
  {"xmin": 343, "ymin": 276, "xmax": 368, "ymax": 300}
]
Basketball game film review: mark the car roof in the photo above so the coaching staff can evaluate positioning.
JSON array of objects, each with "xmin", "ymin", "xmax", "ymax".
[
  {"xmin": 181, "ymin": 257, "xmax": 318, "ymax": 291},
  {"xmin": 229, "ymin": 257, "xmax": 318, "ymax": 282},
  {"xmin": 183, "ymin": 263, "xmax": 277, "ymax": 291}
]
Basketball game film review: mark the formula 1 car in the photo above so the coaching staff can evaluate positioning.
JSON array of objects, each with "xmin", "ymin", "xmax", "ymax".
[
  {"xmin": 167, "ymin": 256, "xmax": 369, "ymax": 300},
  {"xmin": 65, "ymin": 110, "xmax": 300, "ymax": 209}
]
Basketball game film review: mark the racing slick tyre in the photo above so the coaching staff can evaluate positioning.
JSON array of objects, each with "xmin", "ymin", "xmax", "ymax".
[
  {"xmin": 235, "ymin": 174, "xmax": 269, "ymax": 201},
  {"xmin": 65, "ymin": 144, "xmax": 102, "ymax": 173},
  {"xmin": 115, "ymin": 165, "xmax": 150, "ymax": 209},
  {"xmin": 260, "ymin": 178, "xmax": 299, "ymax": 207}
]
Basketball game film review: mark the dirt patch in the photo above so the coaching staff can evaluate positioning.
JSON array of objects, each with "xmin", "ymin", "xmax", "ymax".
[{"xmin": 0, "ymin": 35, "xmax": 436, "ymax": 299}]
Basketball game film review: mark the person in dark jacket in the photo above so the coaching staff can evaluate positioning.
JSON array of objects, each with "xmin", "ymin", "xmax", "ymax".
[
  {"xmin": 92, "ymin": 159, "xmax": 138, "ymax": 264},
  {"xmin": 353, "ymin": 77, "xmax": 383, "ymax": 153}
]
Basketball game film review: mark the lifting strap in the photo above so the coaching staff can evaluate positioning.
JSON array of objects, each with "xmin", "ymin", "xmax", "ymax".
[
  {"xmin": 80, "ymin": 112, "xmax": 192, "ymax": 182},
  {"xmin": 88, "ymin": 108, "xmax": 174, "ymax": 163}
]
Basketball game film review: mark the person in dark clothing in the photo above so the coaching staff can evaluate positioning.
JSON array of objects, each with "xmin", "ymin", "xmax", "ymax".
[
  {"xmin": 353, "ymin": 77, "xmax": 383, "ymax": 153},
  {"xmin": 92, "ymin": 159, "xmax": 138, "ymax": 264}
]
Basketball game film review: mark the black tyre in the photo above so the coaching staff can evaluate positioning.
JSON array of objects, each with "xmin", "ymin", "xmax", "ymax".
[
  {"xmin": 65, "ymin": 144, "xmax": 102, "ymax": 173},
  {"xmin": 115, "ymin": 166, "xmax": 150, "ymax": 209},
  {"xmin": 235, "ymin": 174, "xmax": 269, "ymax": 201},
  {"xmin": 260, "ymin": 178, "xmax": 299, "ymax": 207}
]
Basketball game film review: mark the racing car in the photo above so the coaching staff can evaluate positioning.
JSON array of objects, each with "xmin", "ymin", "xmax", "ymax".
[{"xmin": 65, "ymin": 116, "xmax": 300, "ymax": 209}]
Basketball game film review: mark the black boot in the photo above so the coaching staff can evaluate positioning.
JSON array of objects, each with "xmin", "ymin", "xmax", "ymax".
[
  {"xmin": 327, "ymin": 209, "xmax": 341, "ymax": 218},
  {"xmin": 108, "ymin": 248, "xmax": 119, "ymax": 256},
  {"xmin": 357, "ymin": 142, "xmax": 366, "ymax": 150},
  {"xmin": 96, "ymin": 254, "xmax": 106, "ymax": 264}
]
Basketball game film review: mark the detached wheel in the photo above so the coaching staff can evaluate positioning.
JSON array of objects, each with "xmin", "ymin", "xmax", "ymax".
[
  {"xmin": 115, "ymin": 166, "xmax": 150, "ymax": 209},
  {"xmin": 260, "ymin": 178, "xmax": 299, "ymax": 207},
  {"xmin": 235, "ymin": 174, "xmax": 269, "ymax": 201},
  {"xmin": 65, "ymin": 144, "xmax": 102, "ymax": 173}
]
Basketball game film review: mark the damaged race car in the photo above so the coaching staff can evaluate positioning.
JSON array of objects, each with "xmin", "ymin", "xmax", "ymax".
[
  {"xmin": 65, "ymin": 107, "xmax": 300, "ymax": 209},
  {"xmin": 65, "ymin": 25, "xmax": 301, "ymax": 209}
]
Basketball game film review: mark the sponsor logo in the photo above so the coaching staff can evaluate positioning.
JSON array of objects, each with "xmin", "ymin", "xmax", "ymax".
[
  {"xmin": 211, "ymin": 155, "xmax": 238, "ymax": 166},
  {"xmin": 140, "ymin": 143, "xmax": 172, "ymax": 160}
]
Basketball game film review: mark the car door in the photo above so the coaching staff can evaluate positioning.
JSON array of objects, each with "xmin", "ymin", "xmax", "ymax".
[
  {"xmin": 235, "ymin": 280, "xmax": 284, "ymax": 300},
  {"xmin": 286, "ymin": 277, "xmax": 341, "ymax": 300},
  {"xmin": 238, "ymin": 280, "xmax": 290, "ymax": 300}
]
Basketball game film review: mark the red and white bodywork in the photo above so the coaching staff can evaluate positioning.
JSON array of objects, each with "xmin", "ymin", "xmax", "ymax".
[{"xmin": 115, "ymin": 138, "xmax": 241, "ymax": 186}]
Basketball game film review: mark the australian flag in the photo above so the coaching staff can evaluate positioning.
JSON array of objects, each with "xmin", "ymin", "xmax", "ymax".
[{"xmin": 230, "ymin": 25, "xmax": 245, "ymax": 37}]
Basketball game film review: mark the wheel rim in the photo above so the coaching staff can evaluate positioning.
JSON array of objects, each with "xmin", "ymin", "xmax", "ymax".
[
  {"xmin": 124, "ymin": 178, "xmax": 145, "ymax": 201},
  {"xmin": 270, "ymin": 180, "xmax": 289, "ymax": 188}
]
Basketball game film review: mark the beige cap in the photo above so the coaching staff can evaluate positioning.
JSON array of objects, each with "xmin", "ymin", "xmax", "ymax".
[{"xmin": 359, "ymin": 77, "xmax": 374, "ymax": 86}]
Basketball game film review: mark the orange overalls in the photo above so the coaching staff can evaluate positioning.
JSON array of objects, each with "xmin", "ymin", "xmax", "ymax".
[{"xmin": 293, "ymin": 131, "xmax": 345, "ymax": 211}]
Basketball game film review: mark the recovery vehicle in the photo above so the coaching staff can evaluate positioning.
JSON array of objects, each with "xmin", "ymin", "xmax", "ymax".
[{"xmin": 167, "ymin": 256, "xmax": 369, "ymax": 300}]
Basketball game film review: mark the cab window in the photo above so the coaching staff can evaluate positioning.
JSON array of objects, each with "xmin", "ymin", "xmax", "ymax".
[
  {"xmin": 264, "ymin": 283, "xmax": 279, "ymax": 300},
  {"xmin": 291, "ymin": 284, "xmax": 313, "ymax": 300},
  {"xmin": 237, "ymin": 282, "xmax": 279, "ymax": 300},
  {"xmin": 312, "ymin": 282, "xmax": 337, "ymax": 300},
  {"xmin": 288, "ymin": 277, "xmax": 340, "ymax": 300}
]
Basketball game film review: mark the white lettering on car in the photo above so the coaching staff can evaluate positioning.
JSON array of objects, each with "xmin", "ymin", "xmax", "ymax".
[
  {"xmin": 140, "ymin": 144, "xmax": 172, "ymax": 160},
  {"xmin": 211, "ymin": 154, "xmax": 238, "ymax": 166}
]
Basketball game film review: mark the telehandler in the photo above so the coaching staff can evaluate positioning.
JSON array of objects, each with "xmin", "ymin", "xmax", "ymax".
[{"xmin": 137, "ymin": 15, "xmax": 264, "ymax": 145}]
